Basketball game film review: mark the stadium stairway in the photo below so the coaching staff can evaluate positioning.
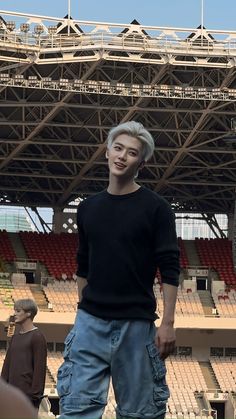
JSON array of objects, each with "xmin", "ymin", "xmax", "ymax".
[
  {"xmin": 8, "ymin": 232, "xmax": 50, "ymax": 281},
  {"xmin": 8, "ymin": 232, "xmax": 27, "ymax": 259},
  {"xmin": 232, "ymin": 393, "xmax": 236, "ymax": 410},
  {"xmin": 199, "ymin": 362, "xmax": 221, "ymax": 391},
  {"xmin": 45, "ymin": 367, "xmax": 56, "ymax": 387},
  {"xmin": 38, "ymin": 261, "xmax": 49, "ymax": 278},
  {"xmin": 183, "ymin": 240, "xmax": 201, "ymax": 265},
  {"xmin": 0, "ymin": 259, "xmax": 5, "ymax": 272},
  {"xmin": 195, "ymin": 391, "xmax": 210, "ymax": 414},
  {"xmin": 198, "ymin": 290, "xmax": 217, "ymax": 316},
  {"xmin": 30, "ymin": 284, "xmax": 50, "ymax": 311}
]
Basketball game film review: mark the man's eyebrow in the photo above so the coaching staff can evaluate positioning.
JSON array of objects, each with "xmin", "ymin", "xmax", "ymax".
[{"xmin": 113, "ymin": 141, "xmax": 139, "ymax": 152}]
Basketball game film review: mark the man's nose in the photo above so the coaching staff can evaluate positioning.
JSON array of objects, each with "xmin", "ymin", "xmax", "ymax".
[{"xmin": 118, "ymin": 150, "xmax": 127, "ymax": 160}]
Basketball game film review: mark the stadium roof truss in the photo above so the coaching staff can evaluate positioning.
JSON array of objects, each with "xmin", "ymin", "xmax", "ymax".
[{"xmin": 1, "ymin": 10, "xmax": 236, "ymax": 216}]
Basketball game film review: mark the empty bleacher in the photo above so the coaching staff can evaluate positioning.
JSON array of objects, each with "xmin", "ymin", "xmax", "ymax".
[
  {"xmin": 178, "ymin": 238, "xmax": 189, "ymax": 268},
  {"xmin": 199, "ymin": 361, "xmax": 220, "ymax": 391},
  {"xmin": 0, "ymin": 345, "xmax": 225, "ymax": 419},
  {"xmin": 154, "ymin": 283, "xmax": 205, "ymax": 317},
  {"xmin": 195, "ymin": 238, "xmax": 236, "ymax": 287},
  {"xmin": 46, "ymin": 352, "xmax": 211, "ymax": 419},
  {"xmin": 19, "ymin": 231, "xmax": 78, "ymax": 280},
  {"xmin": 212, "ymin": 289, "xmax": 236, "ymax": 317},
  {"xmin": 0, "ymin": 233, "xmax": 235, "ymax": 419},
  {"xmin": 43, "ymin": 280, "xmax": 78, "ymax": 312},
  {"xmin": 47, "ymin": 351, "xmax": 64, "ymax": 384},
  {"xmin": 0, "ymin": 230, "xmax": 16, "ymax": 262},
  {"xmin": 46, "ymin": 351, "xmax": 209, "ymax": 419},
  {"xmin": 210, "ymin": 356, "xmax": 236, "ymax": 392},
  {"xmin": 0, "ymin": 273, "xmax": 36, "ymax": 311},
  {"xmin": 1, "ymin": 232, "xmax": 236, "ymax": 291},
  {"xmin": 11, "ymin": 273, "xmax": 35, "ymax": 302},
  {"xmin": 0, "ymin": 275, "xmax": 13, "ymax": 310},
  {"xmin": 166, "ymin": 356, "xmax": 208, "ymax": 417}
]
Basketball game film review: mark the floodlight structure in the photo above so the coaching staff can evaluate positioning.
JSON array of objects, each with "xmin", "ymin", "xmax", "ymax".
[
  {"xmin": 6, "ymin": 21, "xmax": 15, "ymax": 31},
  {"xmin": 0, "ymin": 73, "xmax": 10, "ymax": 83},
  {"xmin": 48, "ymin": 26, "xmax": 57, "ymax": 35},
  {"xmin": 34, "ymin": 24, "xmax": 44, "ymax": 35},
  {"xmin": 20, "ymin": 23, "xmax": 30, "ymax": 33},
  {"xmin": 59, "ymin": 78, "xmax": 70, "ymax": 88}
]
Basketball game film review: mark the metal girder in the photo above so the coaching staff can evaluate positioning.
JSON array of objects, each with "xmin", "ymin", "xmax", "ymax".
[
  {"xmin": 1, "ymin": 10, "xmax": 236, "ymax": 213},
  {"xmin": 1, "ymin": 77, "xmax": 236, "ymax": 101},
  {"xmin": 1, "ymin": 10, "xmax": 236, "ymax": 68}
]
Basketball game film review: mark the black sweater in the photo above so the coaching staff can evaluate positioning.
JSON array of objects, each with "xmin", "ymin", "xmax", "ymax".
[{"xmin": 77, "ymin": 186, "xmax": 180, "ymax": 321}]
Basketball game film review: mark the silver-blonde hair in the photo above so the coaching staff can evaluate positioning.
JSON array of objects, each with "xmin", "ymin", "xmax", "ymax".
[
  {"xmin": 107, "ymin": 121, "xmax": 154, "ymax": 162},
  {"xmin": 14, "ymin": 298, "xmax": 38, "ymax": 320}
]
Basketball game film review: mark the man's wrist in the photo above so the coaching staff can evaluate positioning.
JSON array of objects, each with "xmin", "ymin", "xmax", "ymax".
[{"xmin": 161, "ymin": 318, "xmax": 175, "ymax": 326}]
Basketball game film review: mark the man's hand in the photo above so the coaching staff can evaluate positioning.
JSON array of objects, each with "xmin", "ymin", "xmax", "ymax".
[
  {"xmin": 155, "ymin": 322, "xmax": 176, "ymax": 360},
  {"xmin": 155, "ymin": 283, "xmax": 178, "ymax": 360}
]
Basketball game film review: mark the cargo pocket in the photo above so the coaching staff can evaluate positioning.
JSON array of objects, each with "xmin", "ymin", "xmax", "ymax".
[
  {"xmin": 63, "ymin": 329, "xmax": 75, "ymax": 359},
  {"xmin": 147, "ymin": 343, "xmax": 170, "ymax": 412},
  {"xmin": 57, "ymin": 361, "xmax": 73, "ymax": 397}
]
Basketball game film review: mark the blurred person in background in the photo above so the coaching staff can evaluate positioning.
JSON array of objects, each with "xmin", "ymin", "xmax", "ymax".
[{"xmin": 1, "ymin": 298, "xmax": 47, "ymax": 410}]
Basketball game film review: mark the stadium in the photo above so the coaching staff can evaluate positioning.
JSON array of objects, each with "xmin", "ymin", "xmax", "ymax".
[{"xmin": 0, "ymin": 5, "xmax": 236, "ymax": 419}]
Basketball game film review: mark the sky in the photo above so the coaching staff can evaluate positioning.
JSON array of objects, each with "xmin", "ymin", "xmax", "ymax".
[{"xmin": 0, "ymin": 0, "xmax": 236, "ymax": 31}]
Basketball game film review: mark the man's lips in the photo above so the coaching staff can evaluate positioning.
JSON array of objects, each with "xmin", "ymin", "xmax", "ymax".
[{"xmin": 115, "ymin": 162, "xmax": 126, "ymax": 169}]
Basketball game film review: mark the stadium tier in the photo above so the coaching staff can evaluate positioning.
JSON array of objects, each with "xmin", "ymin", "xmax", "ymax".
[
  {"xmin": 41, "ymin": 352, "xmax": 236, "ymax": 419},
  {"xmin": 178, "ymin": 238, "xmax": 189, "ymax": 269},
  {"xmin": 0, "ymin": 230, "xmax": 16, "ymax": 262},
  {"xmin": 210, "ymin": 357, "xmax": 236, "ymax": 392},
  {"xmin": 43, "ymin": 281, "xmax": 78, "ymax": 312},
  {"xmin": 19, "ymin": 231, "xmax": 78, "ymax": 280},
  {"xmin": 1, "ymin": 231, "xmax": 236, "ymax": 419},
  {"xmin": 1, "ymin": 230, "xmax": 236, "ymax": 286},
  {"xmin": 196, "ymin": 238, "xmax": 236, "ymax": 287},
  {"xmin": 1, "ymin": 231, "xmax": 236, "ymax": 314}
]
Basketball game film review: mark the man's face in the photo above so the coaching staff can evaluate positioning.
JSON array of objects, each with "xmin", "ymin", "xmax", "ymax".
[
  {"xmin": 14, "ymin": 308, "xmax": 30, "ymax": 324},
  {"xmin": 106, "ymin": 134, "xmax": 144, "ymax": 180}
]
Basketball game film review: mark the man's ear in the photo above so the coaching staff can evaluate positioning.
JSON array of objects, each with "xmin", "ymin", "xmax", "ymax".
[{"xmin": 139, "ymin": 161, "xmax": 145, "ymax": 171}]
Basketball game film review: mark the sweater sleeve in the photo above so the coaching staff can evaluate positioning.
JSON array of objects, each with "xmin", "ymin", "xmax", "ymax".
[
  {"xmin": 154, "ymin": 199, "xmax": 180, "ymax": 286},
  {"xmin": 30, "ymin": 332, "xmax": 47, "ymax": 402},
  {"xmin": 1, "ymin": 338, "xmax": 12, "ymax": 382},
  {"xmin": 76, "ymin": 203, "xmax": 89, "ymax": 278}
]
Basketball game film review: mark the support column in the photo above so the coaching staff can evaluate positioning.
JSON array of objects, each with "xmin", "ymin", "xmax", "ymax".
[
  {"xmin": 228, "ymin": 213, "xmax": 234, "ymax": 240},
  {"xmin": 52, "ymin": 208, "xmax": 64, "ymax": 234}
]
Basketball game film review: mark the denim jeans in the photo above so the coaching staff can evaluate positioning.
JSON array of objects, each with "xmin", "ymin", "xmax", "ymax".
[{"xmin": 57, "ymin": 309, "xmax": 169, "ymax": 419}]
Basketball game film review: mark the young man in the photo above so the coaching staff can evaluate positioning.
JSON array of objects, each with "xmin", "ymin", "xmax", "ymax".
[
  {"xmin": 57, "ymin": 121, "xmax": 180, "ymax": 419},
  {"xmin": 1, "ymin": 298, "xmax": 47, "ymax": 409}
]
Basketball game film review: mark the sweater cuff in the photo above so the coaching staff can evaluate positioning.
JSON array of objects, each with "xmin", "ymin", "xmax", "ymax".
[{"xmin": 161, "ymin": 277, "xmax": 179, "ymax": 287}]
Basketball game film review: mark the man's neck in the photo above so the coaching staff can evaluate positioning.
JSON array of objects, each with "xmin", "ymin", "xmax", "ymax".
[
  {"xmin": 20, "ymin": 319, "xmax": 35, "ymax": 333},
  {"xmin": 107, "ymin": 178, "xmax": 140, "ymax": 195}
]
